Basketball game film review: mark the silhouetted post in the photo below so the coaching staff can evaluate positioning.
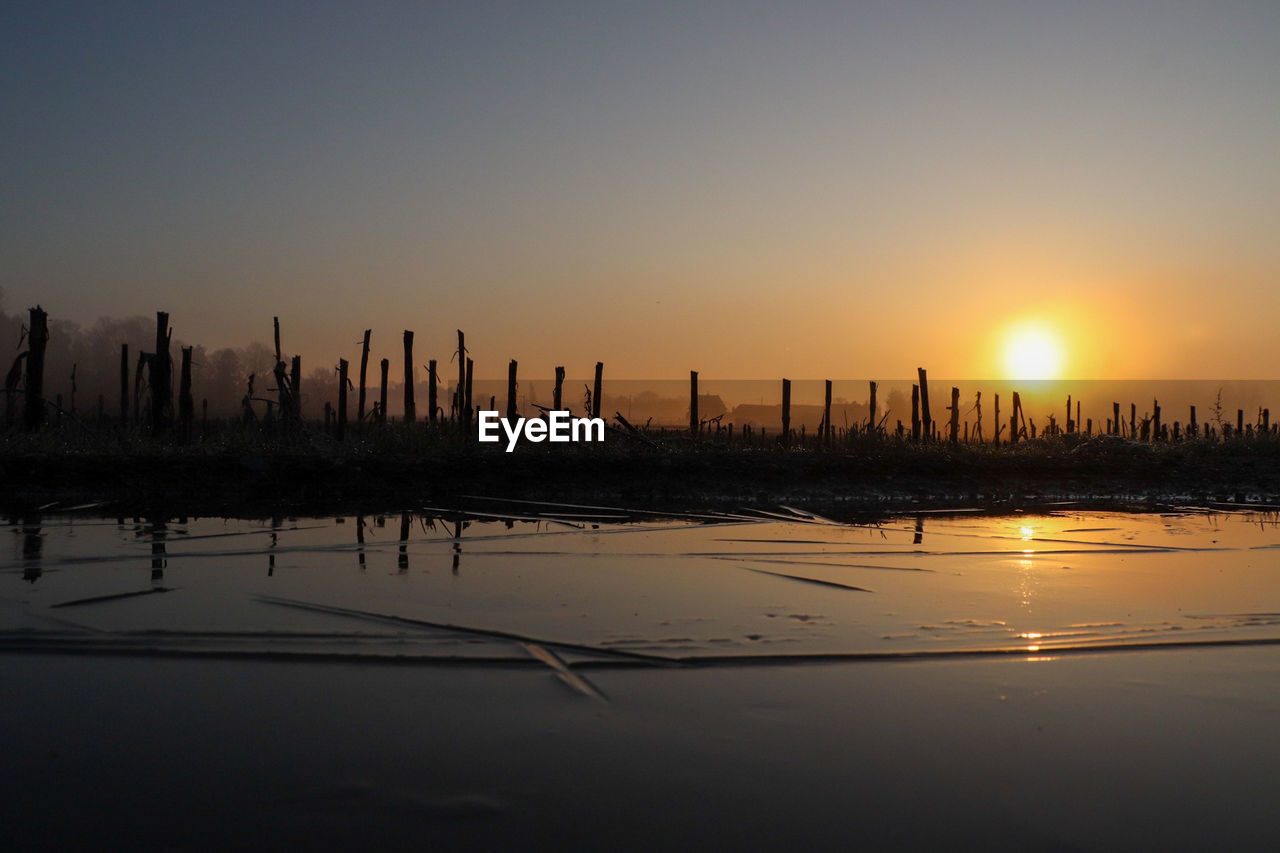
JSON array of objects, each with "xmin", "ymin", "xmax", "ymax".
[
  {"xmin": 917, "ymin": 368, "xmax": 932, "ymax": 440},
  {"xmin": 910, "ymin": 385, "xmax": 920, "ymax": 442},
  {"xmin": 1076, "ymin": 400, "xmax": 1081, "ymax": 434},
  {"xmin": 506, "ymin": 360, "xmax": 519, "ymax": 420},
  {"xmin": 823, "ymin": 380, "xmax": 832, "ymax": 445},
  {"xmin": 554, "ymin": 366, "xmax": 565, "ymax": 412},
  {"xmin": 949, "ymin": 386, "xmax": 960, "ymax": 444},
  {"xmin": 867, "ymin": 381, "xmax": 878, "ymax": 433},
  {"xmin": 456, "ymin": 330, "xmax": 466, "ymax": 423},
  {"xmin": 465, "ymin": 358, "xmax": 474, "ymax": 427},
  {"xmin": 402, "ymin": 331, "xmax": 416, "ymax": 424},
  {"xmin": 428, "ymin": 360, "xmax": 438, "ymax": 425},
  {"xmin": 337, "ymin": 359, "xmax": 349, "ymax": 441},
  {"xmin": 782, "ymin": 378, "xmax": 792, "ymax": 447},
  {"xmin": 1237, "ymin": 409, "xmax": 1244, "ymax": 436},
  {"xmin": 1086, "ymin": 418, "xmax": 1092, "ymax": 436},
  {"xmin": 1189, "ymin": 406, "xmax": 1197, "ymax": 438},
  {"xmin": 178, "ymin": 346, "xmax": 194, "ymax": 444},
  {"xmin": 120, "ymin": 343, "xmax": 129, "ymax": 426},
  {"xmin": 592, "ymin": 362, "xmax": 603, "ymax": 419},
  {"xmin": 1065, "ymin": 395, "xmax": 1073, "ymax": 434},
  {"xmin": 273, "ymin": 316, "xmax": 282, "ymax": 365},
  {"xmin": 1131, "ymin": 403, "xmax": 1137, "ymax": 438},
  {"xmin": 1265, "ymin": 409, "xmax": 1271, "ymax": 434},
  {"xmin": 358, "ymin": 329, "xmax": 370, "ymax": 425},
  {"xmin": 689, "ymin": 371, "xmax": 699, "ymax": 436},
  {"xmin": 151, "ymin": 311, "xmax": 171, "ymax": 434},
  {"xmin": 1152, "ymin": 399, "xmax": 1161, "ymax": 442},
  {"xmin": 379, "ymin": 358, "xmax": 389, "ymax": 424},
  {"xmin": 1010, "ymin": 392, "xmax": 1021, "ymax": 444},
  {"xmin": 23, "ymin": 306, "xmax": 48, "ymax": 431},
  {"xmin": 993, "ymin": 393, "xmax": 1001, "ymax": 446},
  {"xmin": 1112, "ymin": 402, "xmax": 1120, "ymax": 435}
]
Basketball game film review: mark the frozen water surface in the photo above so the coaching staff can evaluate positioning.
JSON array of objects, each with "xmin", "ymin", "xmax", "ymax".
[{"xmin": 3, "ymin": 501, "xmax": 1280, "ymax": 849}]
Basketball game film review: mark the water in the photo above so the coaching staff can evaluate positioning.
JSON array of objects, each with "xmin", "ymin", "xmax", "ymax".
[
  {"xmin": 5, "ymin": 504, "xmax": 1280, "ymax": 661},
  {"xmin": 5, "ymin": 503, "xmax": 1280, "ymax": 849}
]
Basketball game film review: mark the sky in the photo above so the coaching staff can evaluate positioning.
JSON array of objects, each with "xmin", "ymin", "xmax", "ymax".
[{"xmin": 3, "ymin": 1, "xmax": 1278, "ymax": 379}]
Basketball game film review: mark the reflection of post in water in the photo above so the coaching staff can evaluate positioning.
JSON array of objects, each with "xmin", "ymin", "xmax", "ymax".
[
  {"xmin": 398, "ymin": 512, "xmax": 410, "ymax": 572},
  {"xmin": 452, "ymin": 519, "xmax": 464, "ymax": 574},
  {"xmin": 356, "ymin": 514, "xmax": 366, "ymax": 570},
  {"xmin": 913, "ymin": 516, "xmax": 924, "ymax": 545},
  {"xmin": 150, "ymin": 518, "xmax": 168, "ymax": 581},
  {"xmin": 22, "ymin": 513, "xmax": 43, "ymax": 583},
  {"xmin": 269, "ymin": 515, "xmax": 280, "ymax": 576}
]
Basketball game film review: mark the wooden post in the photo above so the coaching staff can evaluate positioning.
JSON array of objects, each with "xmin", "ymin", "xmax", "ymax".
[
  {"xmin": 690, "ymin": 371, "xmax": 699, "ymax": 436},
  {"xmin": 507, "ymin": 360, "xmax": 519, "ymax": 421},
  {"xmin": 1112, "ymin": 402, "xmax": 1120, "ymax": 435},
  {"xmin": 1131, "ymin": 403, "xmax": 1137, "ymax": 438},
  {"xmin": 910, "ymin": 385, "xmax": 920, "ymax": 442},
  {"xmin": 24, "ymin": 306, "xmax": 48, "ymax": 431},
  {"xmin": 120, "ymin": 343, "xmax": 129, "ymax": 426},
  {"xmin": 1189, "ymin": 406, "xmax": 1197, "ymax": 438},
  {"xmin": 1010, "ymin": 392, "xmax": 1021, "ymax": 444},
  {"xmin": 917, "ymin": 368, "xmax": 932, "ymax": 440},
  {"xmin": 993, "ymin": 393, "xmax": 1000, "ymax": 446},
  {"xmin": 151, "ymin": 311, "xmax": 171, "ymax": 434},
  {"xmin": 823, "ymin": 380, "xmax": 832, "ymax": 445},
  {"xmin": 403, "ymin": 331, "xmax": 416, "ymax": 423},
  {"xmin": 782, "ymin": 378, "xmax": 792, "ymax": 447},
  {"xmin": 337, "ymin": 359, "xmax": 349, "ymax": 440},
  {"xmin": 1152, "ymin": 399, "xmax": 1161, "ymax": 442},
  {"xmin": 465, "ymin": 358, "xmax": 474, "ymax": 427},
  {"xmin": 1264, "ymin": 409, "xmax": 1271, "ymax": 434},
  {"xmin": 592, "ymin": 362, "xmax": 603, "ymax": 420},
  {"xmin": 273, "ymin": 316, "xmax": 282, "ymax": 365},
  {"xmin": 379, "ymin": 358, "xmax": 389, "ymax": 424},
  {"xmin": 358, "ymin": 329, "xmax": 370, "ymax": 425},
  {"xmin": 1076, "ymin": 400, "xmax": 1081, "ymax": 434},
  {"xmin": 948, "ymin": 386, "xmax": 960, "ymax": 444},
  {"xmin": 178, "ymin": 346, "xmax": 194, "ymax": 444},
  {"xmin": 867, "ymin": 381, "xmax": 877, "ymax": 433},
  {"xmin": 428, "ymin": 360, "xmax": 438, "ymax": 425},
  {"xmin": 1238, "ymin": 409, "xmax": 1244, "ymax": 436},
  {"xmin": 554, "ymin": 366, "xmax": 565, "ymax": 412},
  {"xmin": 456, "ymin": 330, "xmax": 466, "ymax": 423}
]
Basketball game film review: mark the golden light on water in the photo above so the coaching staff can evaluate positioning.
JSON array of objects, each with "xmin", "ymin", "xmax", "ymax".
[{"xmin": 1003, "ymin": 323, "xmax": 1065, "ymax": 380}]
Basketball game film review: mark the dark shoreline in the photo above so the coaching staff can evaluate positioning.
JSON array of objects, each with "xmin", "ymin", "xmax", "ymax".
[{"xmin": 5, "ymin": 437, "xmax": 1280, "ymax": 517}]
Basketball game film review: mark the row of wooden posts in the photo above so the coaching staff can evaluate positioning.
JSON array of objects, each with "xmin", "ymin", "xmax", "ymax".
[{"xmin": 5, "ymin": 307, "xmax": 1276, "ymax": 446}]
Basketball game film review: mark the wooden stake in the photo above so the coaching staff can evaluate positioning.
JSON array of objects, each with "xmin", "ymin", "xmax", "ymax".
[
  {"xmin": 592, "ymin": 362, "xmax": 603, "ymax": 420},
  {"xmin": 508, "ymin": 360, "xmax": 519, "ymax": 421},
  {"xmin": 403, "ymin": 331, "xmax": 416, "ymax": 423},
  {"xmin": 690, "ymin": 370, "xmax": 699, "ymax": 436},
  {"xmin": 917, "ymin": 368, "xmax": 932, "ymax": 440},
  {"xmin": 358, "ymin": 329, "xmax": 370, "ymax": 425},
  {"xmin": 910, "ymin": 384, "xmax": 920, "ymax": 442},
  {"xmin": 867, "ymin": 381, "xmax": 877, "ymax": 433},
  {"xmin": 554, "ymin": 366, "xmax": 565, "ymax": 412},
  {"xmin": 465, "ymin": 358, "xmax": 474, "ymax": 428},
  {"xmin": 178, "ymin": 346, "xmax": 193, "ymax": 444},
  {"xmin": 948, "ymin": 386, "xmax": 960, "ymax": 445},
  {"xmin": 993, "ymin": 393, "xmax": 1000, "ymax": 446},
  {"xmin": 151, "ymin": 311, "xmax": 171, "ymax": 434},
  {"xmin": 782, "ymin": 378, "xmax": 792, "ymax": 447},
  {"xmin": 379, "ymin": 358, "xmax": 389, "ymax": 424},
  {"xmin": 337, "ymin": 359, "xmax": 349, "ymax": 440},
  {"xmin": 823, "ymin": 379, "xmax": 832, "ymax": 445}
]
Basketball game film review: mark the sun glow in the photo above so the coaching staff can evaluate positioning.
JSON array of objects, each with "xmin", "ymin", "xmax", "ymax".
[{"xmin": 1003, "ymin": 323, "xmax": 1065, "ymax": 380}]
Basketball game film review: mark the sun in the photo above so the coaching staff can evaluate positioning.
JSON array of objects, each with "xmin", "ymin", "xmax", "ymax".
[{"xmin": 1003, "ymin": 323, "xmax": 1064, "ymax": 380}]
